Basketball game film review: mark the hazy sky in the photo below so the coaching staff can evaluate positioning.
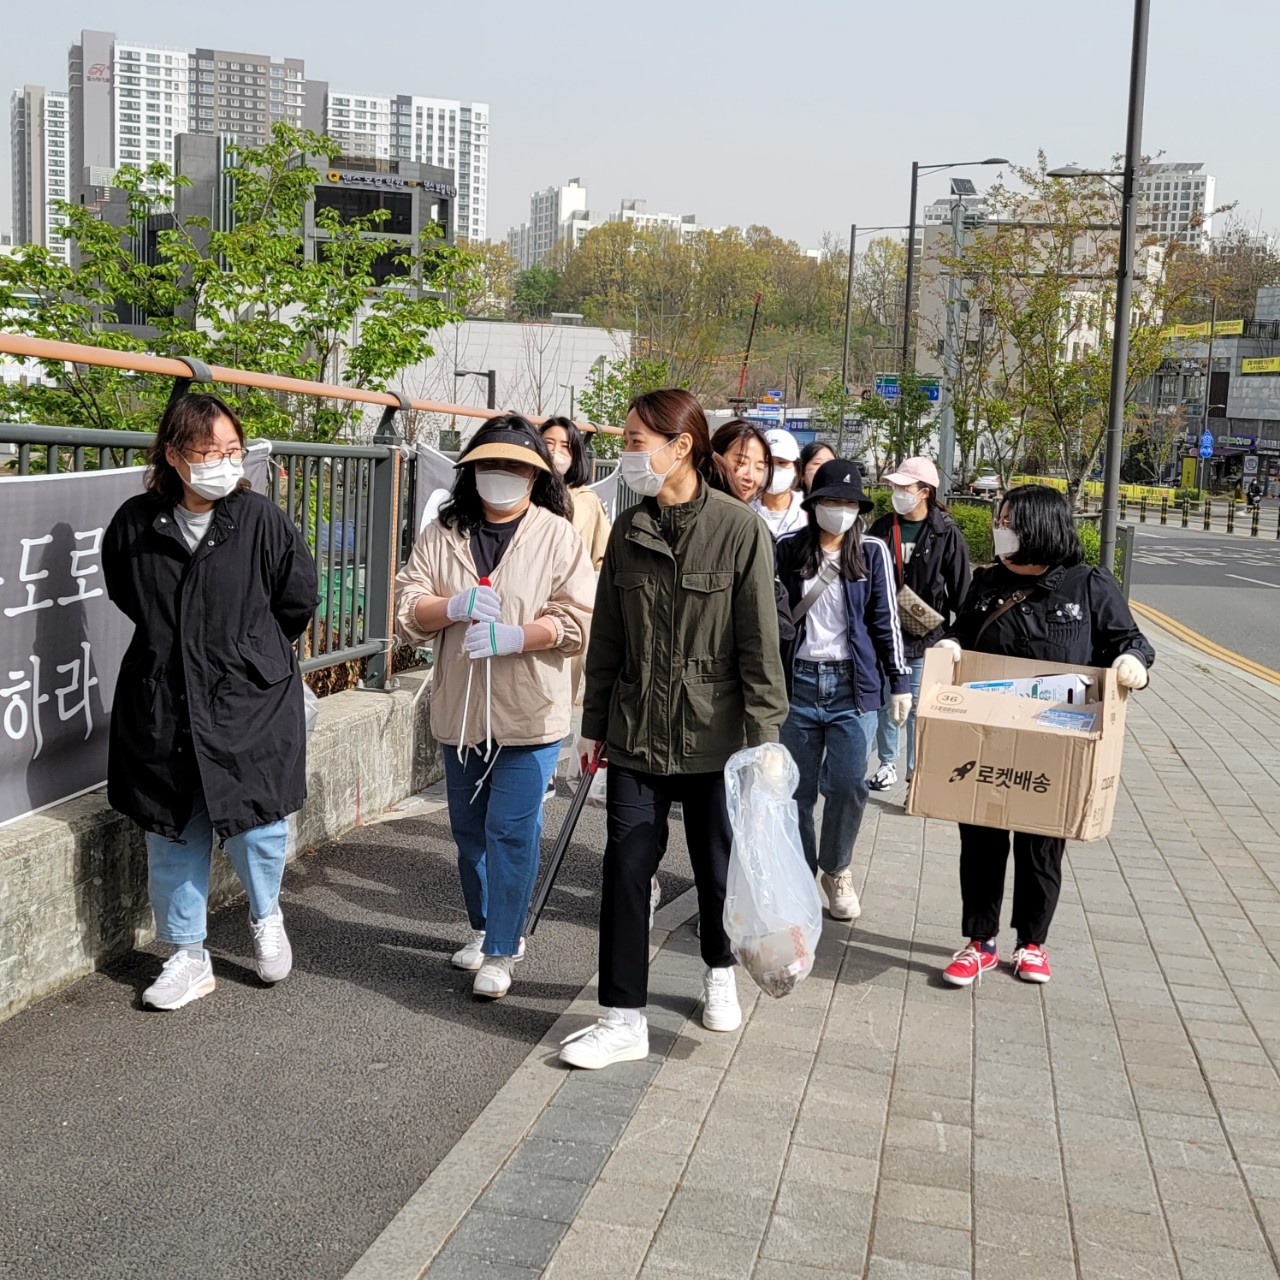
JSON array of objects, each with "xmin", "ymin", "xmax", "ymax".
[{"xmin": 5, "ymin": 0, "xmax": 1278, "ymax": 248}]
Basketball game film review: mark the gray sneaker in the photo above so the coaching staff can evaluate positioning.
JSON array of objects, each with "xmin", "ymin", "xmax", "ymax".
[
  {"xmin": 143, "ymin": 950, "xmax": 215, "ymax": 1010},
  {"xmin": 249, "ymin": 909, "xmax": 293, "ymax": 984}
]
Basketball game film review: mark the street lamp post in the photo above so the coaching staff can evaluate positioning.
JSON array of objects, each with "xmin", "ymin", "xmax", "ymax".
[
  {"xmin": 454, "ymin": 368, "xmax": 497, "ymax": 410},
  {"xmin": 559, "ymin": 382, "xmax": 576, "ymax": 420},
  {"xmin": 1049, "ymin": 0, "xmax": 1150, "ymax": 577},
  {"xmin": 899, "ymin": 157, "xmax": 1008, "ymax": 466}
]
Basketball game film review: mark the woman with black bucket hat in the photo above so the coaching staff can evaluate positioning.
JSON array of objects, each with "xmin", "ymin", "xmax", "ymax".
[
  {"xmin": 395, "ymin": 416, "xmax": 595, "ymax": 1000},
  {"xmin": 775, "ymin": 459, "xmax": 913, "ymax": 921}
]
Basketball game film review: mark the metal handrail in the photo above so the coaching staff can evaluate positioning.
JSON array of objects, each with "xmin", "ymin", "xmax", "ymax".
[{"xmin": 0, "ymin": 333, "xmax": 621, "ymax": 434}]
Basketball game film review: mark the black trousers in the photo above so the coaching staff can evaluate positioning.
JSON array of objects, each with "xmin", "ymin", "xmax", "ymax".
[
  {"xmin": 599, "ymin": 765, "xmax": 734, "ymax": 1009},
  {"xmin": 958, "ymin": 823, "xmax": 1066, "ymax": 947}
]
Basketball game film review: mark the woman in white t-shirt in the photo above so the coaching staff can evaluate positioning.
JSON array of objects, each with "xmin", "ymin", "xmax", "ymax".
[
  {"xmin": 774, "ymin": 460, "xmax": 913, "ymax": 921},
  {"xmin": 751, "ymin": 427, "xmax": 808, "ymax": 539}
]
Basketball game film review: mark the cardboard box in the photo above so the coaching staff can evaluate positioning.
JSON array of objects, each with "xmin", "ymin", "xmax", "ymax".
[{"xmin": 906, "ymin": 648, "xmax": 1128, "ymax": 841}]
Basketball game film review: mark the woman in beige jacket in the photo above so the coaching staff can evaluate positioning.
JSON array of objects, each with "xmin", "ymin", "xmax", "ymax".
[
  {"xmin": 395, "ymin": 417, "xmax": 595, "ymax": 1000},
  {"xmin": 540, "ymin": 416, "xmax": 611, "ymax": 569}
]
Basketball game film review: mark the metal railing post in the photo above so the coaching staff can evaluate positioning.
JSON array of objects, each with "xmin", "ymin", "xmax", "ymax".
[
  {"xmin": 364, "ymin": 393, "xmax": 409, "ymax": 691},
  {"xmin": 1160, "ymin": 496, "xmax": 1168, "ymax": 525},
  {"xmin": 1115, "ymin": 524, "xmax": 1134, "ymax": 599}
]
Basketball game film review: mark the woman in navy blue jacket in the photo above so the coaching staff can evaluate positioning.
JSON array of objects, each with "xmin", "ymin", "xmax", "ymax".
[{"xmin": 775, "ymin": 460, "xmax": 913, "ymax": 921}]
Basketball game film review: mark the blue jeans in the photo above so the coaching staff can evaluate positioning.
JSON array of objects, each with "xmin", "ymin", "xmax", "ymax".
[
  {"xmin": 781, "ymin": 661, "xmax": 878, "ymax": 876},
  {"xmin": 146, "ymin": 798, "xmax": 289, "ymax": 946},
  {"xmin": 876, "ymin": 657, "xmax": 925, "ymax": 777},
  {"xmin": 443, "ymin": 742, "xmax": 561, "ymax": 957}
]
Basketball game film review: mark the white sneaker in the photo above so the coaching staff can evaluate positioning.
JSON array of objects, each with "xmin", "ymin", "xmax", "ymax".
[
  {"xmin": 649, "ymin": 877, "xmax": 661, "ymax": 930},
  {"xmin": 249, "ymin": 909, "xmax": 293, "ymax": 983},
  {"xmin": 701, "ymin": 966, "xmax": 741, "ymax": 1032},
  {"xmin": 821, "ymin": 870, "xmax": 862, "ymax": 921},
  {"xmin": 560, "ymin": 1010, "xmax": 649, "ymax": 1070},
  {"xmin": 474, "ymin": 955, "xmax": 515, "ymax": 999},
  {"xmin": 868, "ymin": 762, "xmax": 897, "ymax": 791},
  {"xmin": 143, "ymin": 950, "xmax": 215, "ymax": 1011},
  {"xmin": 543, "ymin": 776, "xmax": 558, "ymax": 805},
  {"xmin": 452, "ymin": 930, "xmax": 526, "ymax": 971}
]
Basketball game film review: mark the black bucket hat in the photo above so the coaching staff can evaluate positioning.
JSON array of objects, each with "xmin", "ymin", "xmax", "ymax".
[
  {"xmin": 456, "ymin": 416, "xmax": 551, "ymax": 472},
  {"xmin": 803, "ymin": 459, "xmax": 873, "ymax": 513}
]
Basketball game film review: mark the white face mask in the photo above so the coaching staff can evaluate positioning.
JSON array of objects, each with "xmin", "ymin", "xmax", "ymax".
[
  {"xmin": 766, "ymin": 466, "xmax": 795, "ymax": 495},
  {"xmin": 993, "ymin": 526, "xmax": 1021, "ymax": 560},
  {"xmin": 186, "ymin": 456, "xmax": 244, "ymax": 501},
  {"xmin": 891, "ymin": 487, "xmax": 922, "ymax": 516},
  {"xmin": 550, "ymin": 451, "xmax": 572, "ymax": 476},
  {"xmin": 475, "ymin": 469, "xmax": 532, "ymax": 510},
  {"xmin": 815, "ymin": 504, "xmax": 859, "ymax": 536},
  {"xmin": 619, "ymin": 439, "xmax": 676, "ymax": 497}
]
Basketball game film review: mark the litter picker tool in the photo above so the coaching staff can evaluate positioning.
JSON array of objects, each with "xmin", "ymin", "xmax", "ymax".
[{"xmin": 526, "ymin": 741, "xmax": 605, "ymax": 935}]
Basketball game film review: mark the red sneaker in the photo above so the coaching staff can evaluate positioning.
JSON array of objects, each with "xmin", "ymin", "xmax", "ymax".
[
  {"xmin": 1012, "ymin": 944, "xmax": 1051, "ymax": 983},
  {"xmin": 942, "ymin": 941, "xmax": 999, "ymax": 987}
]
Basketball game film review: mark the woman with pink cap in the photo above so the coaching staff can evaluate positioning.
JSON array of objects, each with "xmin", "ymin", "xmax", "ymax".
[{"xmin": 866, "ymin": 456, "xmax": 971, "ymax": 791}]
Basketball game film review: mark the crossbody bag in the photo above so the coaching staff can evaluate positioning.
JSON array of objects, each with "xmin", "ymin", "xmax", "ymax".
[{"xmin": 892, "ymin": 519, "xmax": 946, "ymax": 637}]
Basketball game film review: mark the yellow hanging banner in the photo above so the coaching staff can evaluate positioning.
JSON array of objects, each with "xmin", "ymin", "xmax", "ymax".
[
  {"xmin": 1242, "ymin": 356, "xmax": 1280, "ymax": 374},
  {"xmin": 1162, "ymin": 319, "xmax": 1245, "ymax": 339}
]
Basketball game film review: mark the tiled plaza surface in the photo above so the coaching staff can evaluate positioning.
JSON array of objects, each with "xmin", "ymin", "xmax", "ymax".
[{"xmin": 349, "ymin": 625, "xmax": 1280, "ymax": 1280}]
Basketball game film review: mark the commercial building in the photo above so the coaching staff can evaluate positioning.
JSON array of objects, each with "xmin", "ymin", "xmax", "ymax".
[
  {"xmin": 9, "ymin": 86, "xmax": 70, "ymax": 261},
  {"xmin": 1137, "ymin": 162, "xmax": 1215, "ymax": 250},
  {"xmin": 321, "ymin": 90, "xmax": 489, "ymax": 242}
]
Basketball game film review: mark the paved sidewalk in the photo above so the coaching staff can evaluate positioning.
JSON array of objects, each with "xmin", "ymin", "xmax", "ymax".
[{"xmin": 347, "ymin": 625, "xmax": 1280, "ymax": 1280}]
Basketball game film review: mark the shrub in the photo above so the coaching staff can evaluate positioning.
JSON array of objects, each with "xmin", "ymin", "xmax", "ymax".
[
  {"xmin": 1077, "ymin": 520, "xmax": 1100, "ymax": 567},
  {"xmin": 1173, "ymin": 487, "xmax": 1202, "ymax": 504},
  {"xmin": 949, "ymin": 502, "xmax": 994, "ymax": 566}
]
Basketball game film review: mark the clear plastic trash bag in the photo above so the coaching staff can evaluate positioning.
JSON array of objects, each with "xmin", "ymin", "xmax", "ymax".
[{"xmin": 722, "ymin": 743, "xmax": 823, "ymax": 998}]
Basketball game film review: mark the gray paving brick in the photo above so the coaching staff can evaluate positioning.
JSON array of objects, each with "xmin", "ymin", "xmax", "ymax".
[
  {"xmin": 501, "ymin": 1137, "xmax": 612, "ymax": 1186},
  {"xmin": 760, "ymin": 1211, "xmax": 869, "ymax": 1269},
  {"xmin": 544, "ymin": 1222, "xmax": 655, "ymax": 1280},
  {"xmin": 531, "ymin": 1102, "xmax": 631, "ymax": 1147},
  {"xmin": 867, "ymin": 1216, "xmax": 971, "ymax": 1272},
  {"xmin": 437, "ymin": 1210, "xmax": 568, "ymax": 1271},
  {"xmin": 876, "ymin": 1180, "xmax": 971, "ymax": 1231},
  {"xmin": 425, "ymin": 1253, "xmax": 542, "ymax": 1280},
  {"xmin": 662, "ymin": 1185, "xmax": 773, "ymax": 1238},
  {"xmin": 575, "ymin": 1178, "xmax": 671, "ymax": 1231},
  {"xmin": 474, "ymin": 1168, "xmax": 590, "ymax": 1224},
  {"xmin": 864, "ymin": 1256, "xmax": 970, "ymax": 1280},
  {"xmin": 599, "ymin": 1141, "xmax": 688, "ymax": 1189}
]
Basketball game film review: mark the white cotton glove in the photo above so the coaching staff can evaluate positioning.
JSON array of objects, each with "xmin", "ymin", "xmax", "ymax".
[
  {"xmin": 464, "ymin": 621, "xmax": 525, "ymax": 660},
  {"xmin": 889, "ymin": 693, "xmax": 912, "ymax": 726},
  {"xmin": 933, "ymin": 638, "xmax": 962, "ymax": 663},
  {"xmin": 1112, "ymin": 653, "xmax": 1149, "ymax": 690},
  {"xmin": 446, "ymin": 584, "xmax": 502, "ymax": 624}
]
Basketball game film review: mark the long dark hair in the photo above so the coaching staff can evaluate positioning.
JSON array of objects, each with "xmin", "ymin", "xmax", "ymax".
[
  {"xmin": 798, "ymin": 441, "xmax": 835, "ymax": 493},
  {"xmin": 146, "ymin": 392, "xmax": 248, "ymax": 504},
  {"xmin": 628, "ymin": 389, "xmax": 734, "ymax": 491},
  {"xmin": 439, "ymin": 415, "xmax": 570, "ymax": 536},
  {"xmin": 709, "ymin": 418, "xmax": 774, "ymax": 501},
  {"xmin": 999, "ymin": 484, "xmax": 1083, "ymax": 567},
  {"xmin": 794, "ymin": 506, "xmax": 869, "ymax": 581},
  {"xmin": 540, "ymin": 415, "xmax": 592, "ymax": 488}
]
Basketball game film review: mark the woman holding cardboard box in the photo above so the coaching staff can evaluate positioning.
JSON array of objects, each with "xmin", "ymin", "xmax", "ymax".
[{"xmin": 935, "ymin": 485, "xmax": 1153, "ymax": 986}]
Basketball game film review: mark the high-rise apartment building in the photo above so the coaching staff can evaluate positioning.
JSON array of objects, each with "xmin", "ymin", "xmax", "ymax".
[
  {"xmin": 189, "ymin": 49, "xmax": 305, "ymax": 148},
  {"xmin": 324, "ymin": 90, "xmax": 489, "ymax": 241},
  {"xmin": 9, "ymin": 86, "xmax": 70, "ymax": 261},
  {"xmin": 1138, "ymin": 162, "xmax": 1215, "ymax": 249},
  {"xmin": 506, "ymin": 178, "xmax": 591, "ymax": 269},
  {"xmin": 65, "ymin": 30, "xmax": 306, "ymax": 184}
]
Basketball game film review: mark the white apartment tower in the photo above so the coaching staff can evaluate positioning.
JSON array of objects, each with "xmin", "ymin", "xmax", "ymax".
[
  {"xmin": 507, "ymin": 178, "xmax": 591, "ymax": 269},
  {"xmin": 9, "ymin": 86, "xmax": 70, "ymax": 260},
  {"xmin": 325, "ymin": 91, "xmax": 489, "ymax": 242},
  {"xmin": 1138, "ymin": 162, "xmax": 1215, "ymax": 249}
]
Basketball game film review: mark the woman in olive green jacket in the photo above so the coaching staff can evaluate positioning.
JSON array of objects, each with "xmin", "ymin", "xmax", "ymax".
[{"xmin": 561, "ymin": 389, "xmax": 790, "ymax": 1071}]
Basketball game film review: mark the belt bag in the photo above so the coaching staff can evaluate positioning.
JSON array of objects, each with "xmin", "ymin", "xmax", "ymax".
[{"xmin": 891, "ymin": 519, "xmax": 945, "ymax": 637}]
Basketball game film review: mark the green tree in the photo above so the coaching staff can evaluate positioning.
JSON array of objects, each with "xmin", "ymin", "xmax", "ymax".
[
  {"xmin": 577, "ymin": 356, "xmax": 671, "ymax": 459},
  {"xmin": 513, "ymin": 264, "xmax": 560, "ymax": 320},
  {"xmin": 0, "ymin": 124, "xmax": 479, "ymax": 440}
]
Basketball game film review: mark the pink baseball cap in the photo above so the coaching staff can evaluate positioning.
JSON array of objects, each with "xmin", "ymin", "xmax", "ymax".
[{"xmin": 882, "ymin": 456, "xmax": 940, "ymax": 489}]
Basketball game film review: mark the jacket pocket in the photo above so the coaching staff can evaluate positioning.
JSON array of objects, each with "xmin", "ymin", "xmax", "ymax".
[
  {"xmin": 681, "ymin": 677, "xmax": 744, "ymax": 758},
  {"xmin": 614, "ymin": 569, "xmax": 654, "ymax": 667},
  {"xmin": 238, "ymin": 638, "xmax": 294, "ymax": 688},
  {"xmin": 680, "ymin": 571, "xmax": 734, "ymax": 661},
  {"xmin": 610, "ymin": 673, "xmax": 644, "ymax": 755}
]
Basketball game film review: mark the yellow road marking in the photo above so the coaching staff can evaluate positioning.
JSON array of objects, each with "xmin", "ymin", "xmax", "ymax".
[{"xmin": 1131, "ymin": 600, "xmax": 1280, "ymax": 686}]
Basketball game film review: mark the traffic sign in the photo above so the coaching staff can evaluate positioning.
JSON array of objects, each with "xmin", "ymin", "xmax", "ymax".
[
  {"xmin": 873, "ymin": 374, "xmax": 941, "ymax": 403},
  {"xmin": 1200, "ymin": 431, "xmax": 1214, "ymax": 448},
  {"xmin": 1199, "ymin": 441, "xmax": 1214, "ymax": 459},
  {"xmin": 1244, "ymin": 455, "xmax": 1259, "ymax": 475}
]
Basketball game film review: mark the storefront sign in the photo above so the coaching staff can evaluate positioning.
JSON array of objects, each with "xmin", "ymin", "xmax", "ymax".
[{"xmin": 325, "ymin": 171, "xmax": 457, "ymax": 199}]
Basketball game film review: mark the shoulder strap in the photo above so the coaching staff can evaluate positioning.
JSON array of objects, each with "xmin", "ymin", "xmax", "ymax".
[
  {"xmin": 891, "ymin": 517, "xmax": 905, "ymax": 589},
  {"xmin": 974, "ymin": 588, "xmax": 1029, "ymax": 647},
  {"xmin": 791, "ymin": 561, "xmax": 839, "ymax": 624}
]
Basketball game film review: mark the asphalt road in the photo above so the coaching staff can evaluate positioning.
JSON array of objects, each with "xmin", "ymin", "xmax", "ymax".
[
  {"xmin": 1129, "ymin": 521, "xmax": 1280, "ymax": 671},
  {"xmin": 0, "ymin": 788, "xmax": 697, "ymax": 1280}
]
